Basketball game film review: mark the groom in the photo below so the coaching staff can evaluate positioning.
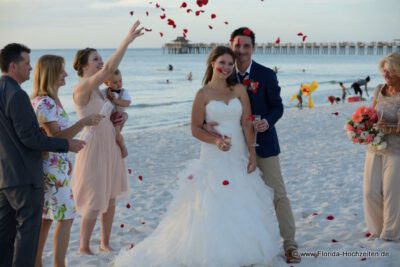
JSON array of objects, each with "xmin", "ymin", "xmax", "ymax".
[{"xmin": 230, "ymin": 27, "xmax": 300, "ymax": 263}]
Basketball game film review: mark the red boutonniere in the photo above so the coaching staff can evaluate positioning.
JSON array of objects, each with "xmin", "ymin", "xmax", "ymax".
[{"xmin": 242, "ymin": 79, "xmax": 259, "ymax": 94}]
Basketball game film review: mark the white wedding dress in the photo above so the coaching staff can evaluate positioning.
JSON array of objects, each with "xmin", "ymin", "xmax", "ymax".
[{"xmin": 114, "ymin": 97, "xmax": 280, "ymax": 267}]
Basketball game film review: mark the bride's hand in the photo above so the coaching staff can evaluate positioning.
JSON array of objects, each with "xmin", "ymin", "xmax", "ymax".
[
  {"xmin": 247, "ymin": 153, "xmax": 257, "ymax": 173},
  {"xmin": 216, "ymin": 138, "xmax": 231, "ymax": 152}
]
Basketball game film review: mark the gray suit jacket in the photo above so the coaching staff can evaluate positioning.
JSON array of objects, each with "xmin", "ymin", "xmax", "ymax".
[{"xmin": 0, "ymin": 75, "xmax": 69, "ymax": 189}]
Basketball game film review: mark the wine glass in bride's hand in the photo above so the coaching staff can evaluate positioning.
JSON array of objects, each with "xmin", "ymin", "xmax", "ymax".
[
  {"xmin": 252, "ymin": 115, "xmax": 261, "ymax": 147},
  {"xmin": 223, "ymin": 133, "xmax": 232, "ymax": 151}
]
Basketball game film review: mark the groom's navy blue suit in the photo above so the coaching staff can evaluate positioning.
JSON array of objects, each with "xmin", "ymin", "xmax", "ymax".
[{"xmin": 234, "ymin": 60, "xmax": 283, "ymax": 158}]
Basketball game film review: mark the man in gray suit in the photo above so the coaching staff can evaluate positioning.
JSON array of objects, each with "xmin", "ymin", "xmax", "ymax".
[{"xmin": 0, "ymin": 43, "xmax": 85, "ymax": 267}]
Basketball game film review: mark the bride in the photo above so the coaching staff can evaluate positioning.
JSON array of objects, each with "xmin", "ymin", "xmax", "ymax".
[{"xmin": 114, "ymin": 46, "xmax": 280, "ymax": 267}]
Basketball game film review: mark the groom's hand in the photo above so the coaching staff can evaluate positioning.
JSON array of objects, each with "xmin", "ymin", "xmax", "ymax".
[
  {"xmin": 255, "ymin": 119, "xmax": 269, "ymax": 133},
  {"xmin": 204, "ymin": 121, "xmax": 222, "ymax": 138}
]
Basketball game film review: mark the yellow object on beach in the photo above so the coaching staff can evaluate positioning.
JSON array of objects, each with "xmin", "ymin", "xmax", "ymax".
[{"xmin": 301, "ymin": 81, "xmax": 318, "ymax": 108}]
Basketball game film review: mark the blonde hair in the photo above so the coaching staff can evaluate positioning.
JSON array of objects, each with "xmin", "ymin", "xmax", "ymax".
[
  {"xmin": 379, "ymin": 52, "xmax": 400, "ymax": 78},
  {"xmin": 32, "ymin": 55, "xmax": 65, "ymax": 100}
]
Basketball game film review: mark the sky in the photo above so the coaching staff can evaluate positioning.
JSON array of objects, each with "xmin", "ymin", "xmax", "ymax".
[{"xmin": 0, "ymin": 0, "xmax": 399, "ymax": 49}]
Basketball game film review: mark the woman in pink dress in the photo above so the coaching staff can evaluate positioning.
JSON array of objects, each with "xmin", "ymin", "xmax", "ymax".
[{"xmin": 71, "ymin": 20, "xmax": 143, "ymax": 255}]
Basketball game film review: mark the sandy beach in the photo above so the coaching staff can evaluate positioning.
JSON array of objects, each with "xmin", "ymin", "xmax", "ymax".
[{"xmin": 40, "ymin": 99, "xmax": 400, "ymax": 267}]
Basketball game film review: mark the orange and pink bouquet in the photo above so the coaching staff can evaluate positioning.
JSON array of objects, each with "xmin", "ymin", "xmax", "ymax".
[{"xmin": 345, "ymin": 105, "xmax": 386, "ymax": 149}]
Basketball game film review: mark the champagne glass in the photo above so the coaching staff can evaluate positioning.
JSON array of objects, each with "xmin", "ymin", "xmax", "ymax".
[
  {"xmin": 223, "ymin": 133, "xmax": 232, "ymax": 150},
  {"xmin": 252, "ymin": 115, "xmax": 261, "ymax": 147}
]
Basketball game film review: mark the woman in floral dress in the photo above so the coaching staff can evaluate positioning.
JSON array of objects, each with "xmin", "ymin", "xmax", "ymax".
[{"xmin": 31, "ymin": 55, "xmax": 103, "ymax": 267}]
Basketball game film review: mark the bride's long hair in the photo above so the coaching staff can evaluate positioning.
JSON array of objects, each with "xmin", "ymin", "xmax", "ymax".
[{"xmin": 202, "ymin": 46, "xmax": 237, "ymax": 87}]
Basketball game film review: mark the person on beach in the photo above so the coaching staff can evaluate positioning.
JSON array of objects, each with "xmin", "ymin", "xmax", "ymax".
[
  {"xmin": 205, "ymin": 27, "xmax": 301, "ymax": 263},
  {"xmin": 339, "ymin": 82, "xmax": 350, "ymax": 103},
  {"xmin": 296, "ymin": 88, "xmax": 303, "ymax": 109},
  {"xmin": 71, "ymin": 20, "xmax": 143, "ymax": 255},
  {"xmin": 114, "ymin": 46, "xmax": 280, "ymax": 267},
  {"xmin": 104, "ymin": 69, "xmax": 131, "ymax": 158},
  {"xmin": 364, "ymin": 53, "xmax": 400, "ymax": 241},
  {"xmin": 0, "ymin": 43, "xmax": 85, "ymax": 267},
  {"xmin": 351, "ymin": 76, "xmax": 371, "ymax": 98},
  {"xmin": 31, "ymin": 55, "xmax": 104, "ymax": 267}
]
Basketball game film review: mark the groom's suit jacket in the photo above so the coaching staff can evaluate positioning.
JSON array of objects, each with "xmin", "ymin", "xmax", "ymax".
[
  {"xmin": 0, "ymin": 75, "xmax": 69, "ymax": 189},
  {"xmin": 234, "ymin": 60, "xmax": 284, "ymax": 158}
]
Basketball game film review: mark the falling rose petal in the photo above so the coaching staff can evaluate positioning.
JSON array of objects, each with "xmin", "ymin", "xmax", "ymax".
[
  {"xmin": 326, "ymin": 215, "xmax": 335, "ymax": 220},
  {"xmin": 216, "ymin": 67, "xmax": 223, "ymax": 73},
  {"xmin": 183, "ymin": 28, "xmax": 188, "ymax": 34},
  {"xmin": 332, "ymin": 112, "xmax": 339, "ymax": 116},
  {"xmin": 222, "ymin": 180, "xmax": 230, "ymax": 186},
  {"xmin": 156, "ymin": 3, "xmax": 160, "ymax": 8},
  {"xmin": 243, "ymin": 28, "xmax": 252, "ymax": 36},
  {"xmin": 196, "ymin": 0, "xmax": 203, "ymax": 7},
  {"xmin": 365, "ymin": 232, "xmax": 371, "ymax": 237},
  {"xmin": 224, "ymin": 21, "xmax": 229, "ymax": 25},
  {"xmin": 187, "ymin": 174, "xmax": 194, "ymax": 180},
  {"xmin": 211, "ymin": 13, "xmax": 216, "ymax": 19},
  {"xmin": 275, "ymin": 37, "xmax": 280, "ymax": 44},
  {"xmin": 161, "ymin": 7, "xmax": 165, "ymax": 11},
  {"xmin": 129, "ymin": 11, "xmax": 134, "ymax": 16},
  {"xmin": 126, "ymin": 203, "xmax": 131, "ymax": 209},
  {"xmin": 297, "ymin": 32, "xmax": 303, "ymax": 36},
  {"xmin": 138, "ymin": 175, "xmax": 143, "ymax": 181},
  {"xmin": 144, "ymin": 28, "xmax": 152, "ymax": 32},
  {"xmin": 361, "ymin": 258, "xmax": 367, "ymax": 261},
  {"xmin": 180, "ymin": 2, "xmax": 187, "ymax": 8},
  {"xmin": 159, "ymin": 32, "xmax": 164, "ymax": 37},
  {"xmin": 183, "ymin": 32, "xmax": 187, "ymax": 38},
  {"xmin": 146, "ymin": 11, "xmax": 149, "ymax": 16},
  {"xmin": 186, "ymin": 8, "xmax": 192, "ymax": 13},
  {"xmin": 129, "ymin": 243, "xmax": 135, "ymax": 249},
  {"xmin": 127, "ymin": 168, "xmax": 132, "ymax": 175},
  {"xmin": 160, "ymin": 14, "xmax": 166, "ymax": 19},
  {"xmin": 149, "ymin": 1, "xmax": 153, "ymax": 4},
  {"xmin": 202, "ymin": 0, "xmax": 208, "ymax": 5},
  {"xmin": 195, "ymin": 10, "xmax": 201, "ymax": 16},
  {"xmin": 331, "ymin": 239, "xmax": 338, "ymax": 243},
  {"xmin": 302, "ymin": 35, "xmax": 308, "ymax": 42},
  {"xmin": 248, "ymin": 114, "xmax": 255, "ymax": 121},
  {"xmin": 312, "ymin": 212, "xmax": 318, "ymax": 216},
  {"xmin": 141, "ymin": 221, "xmax": 146, "ymax": 224},
  {"xmin": 208, "ymin": 25, "xmax": 213, "ymax": 30},
  {"xmin": 243, "ymin": 79, "xmax": 251, "ymax": 86},
  {"xmin": 120, "ymin": 224, "xmax": 125, "ymax": 228}
]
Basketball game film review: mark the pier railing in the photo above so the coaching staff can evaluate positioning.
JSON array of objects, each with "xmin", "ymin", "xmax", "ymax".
[{"xmin": 163, "ymin": 41, "xmax": 400, "ymax": 55}]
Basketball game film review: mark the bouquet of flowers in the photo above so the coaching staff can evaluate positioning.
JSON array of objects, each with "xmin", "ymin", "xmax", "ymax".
[{"xmin": 345, "ymin": 105, "xmax": 387, "ymax": 150}]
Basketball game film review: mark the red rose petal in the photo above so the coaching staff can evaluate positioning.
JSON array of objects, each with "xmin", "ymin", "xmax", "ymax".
[
  {"xmin": 243, "ymin": 79, "xmax": 251, "ymax": 86},
  {"xmin": 129, "ymin": 243, "xmax": 135, "ymax": 249},
  {"xmin": 248, "ymin": 114, "xmax": 255, "ymax": 122},
  {"xmin": 211, "ymin": 13, "xmax": 216, "ymax": 19},
  {"xmin": 202, "ymin": 0, "xmax": 208, "ymax": 5},
  {"xmin": 126, "ymin": 203, "xmax": 131, "ymax": 209},
  {"xmin": 312, "ymin": 212, "xmax": 318, "ymax": 216},
  {"xmin": 326, "ymin": 215, "xmax": 335, "ymax": 220},
  {"xmin": 208, "ymin": 25, "xmax": 213, "ymax": 30},
  {"xmin": 332, "ymin": 112, "xmax": 339, "ymax": 116},
  {"xmin": 224, "ymin": 21, "xmax": 229, "ymax": 25},
  {"xmin": 302, "ymin": 35, "xmax": 308, "ymax": 42},
  {"xmin": 187, "ymin": 174, "xmax": 194, "ymax": 180},
  {"xmin": 146, "ymin": 11, "xmax": 149, "ymax": 16},
  {"xmin": 144, "ymin": 28, "xmax": 152, "ymax": 32},
  {"xmin": 161, "ymin": 7, "xmax": 165, "ymax": 11},
  {"xmin": 297, "ymin": 32, "xmax": 303, "ymax": 36},
  {"xmin": 138, "ymin": 175, "xmax": 143, "ymax": 181},
  {"xmin": 222, "ymin": 180, "xmax": 230, "ymax": 186},
  {"xmin": 156, "ymin": 3, "xmax": 160, "ymax": 8},
  {"xmin": 331, "ymin": 239, "xmax": 338, "ymax": 243},
  {"xmin": 159, "ymin": 32, "xmax": 164, "ymax": 37},
  {"xmin": 275, "ymin": 37, "xmax": 280, "ymax": 44},
  {"xmin": 129, "ymin": 11, "xmax": 134, "ymax": 16},
  {"xmin": 128, "ymin": 168, "xmax": 133, "ymax": 175},
  {"xmin": 141, "ymin": 221, "xmax": 146, "ymax": 224},
  {"xmin": 243, "ymin": 28, "xmax": 252, "ymax": 36},
  {"xmin": 120, "ymin": 223, "xmax": 125, "ymax": 228},
  {"xmin": 365, "ymin": 232, "xmax": 371, "ymax": 237},
  {"xmin": 180, "ymin": 2, "xmax": 187, "ymax": 8},
  {"xmin": 160, "ymin": 14, "xmax": 166, "ymax": 19},
  {"xmin": 186, "ymin": 8, "xmax": 192, "ymax": 13},
  {"xmin": 361, "ymin": 258, "xmax": 367, "ymax": 261}
]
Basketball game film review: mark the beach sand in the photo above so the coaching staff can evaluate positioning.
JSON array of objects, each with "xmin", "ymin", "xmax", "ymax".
[{"xmin": 41, "ymin": 100, "xmax": 400, "ymax": 267}]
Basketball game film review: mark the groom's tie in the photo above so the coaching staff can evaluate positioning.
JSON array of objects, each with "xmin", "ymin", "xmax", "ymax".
[{"xmin": 237, "ymin": 72, "xmax": 248, "ymax": 83}]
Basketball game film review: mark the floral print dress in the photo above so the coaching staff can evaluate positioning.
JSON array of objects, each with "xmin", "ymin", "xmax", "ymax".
[{"xmin": 32, "ymin": 96, "xmax": 75, "ymax": 220}]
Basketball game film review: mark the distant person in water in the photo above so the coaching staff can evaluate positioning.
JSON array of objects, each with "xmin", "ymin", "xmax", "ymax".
[
  {"xmin": 339, "ymin": 82, "xmax": 350, "ymax": 103},
  {"xmin": 168, "ymin": 64, "xmax": 173, "ymax": 71},
  {"xmin": 187, "ymin": 71, "xmax": 193, "ymax": 81}
]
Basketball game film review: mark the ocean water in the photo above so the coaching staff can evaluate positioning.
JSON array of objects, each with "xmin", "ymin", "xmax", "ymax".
[{"xmin": 25, "ymin": 48, "xmax": 385, "ymax": 133}]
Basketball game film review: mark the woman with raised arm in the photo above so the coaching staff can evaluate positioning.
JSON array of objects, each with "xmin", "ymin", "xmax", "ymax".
[{"xmin": 71, "ymin": 20, "xmax": 143, "ymax": 255}]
